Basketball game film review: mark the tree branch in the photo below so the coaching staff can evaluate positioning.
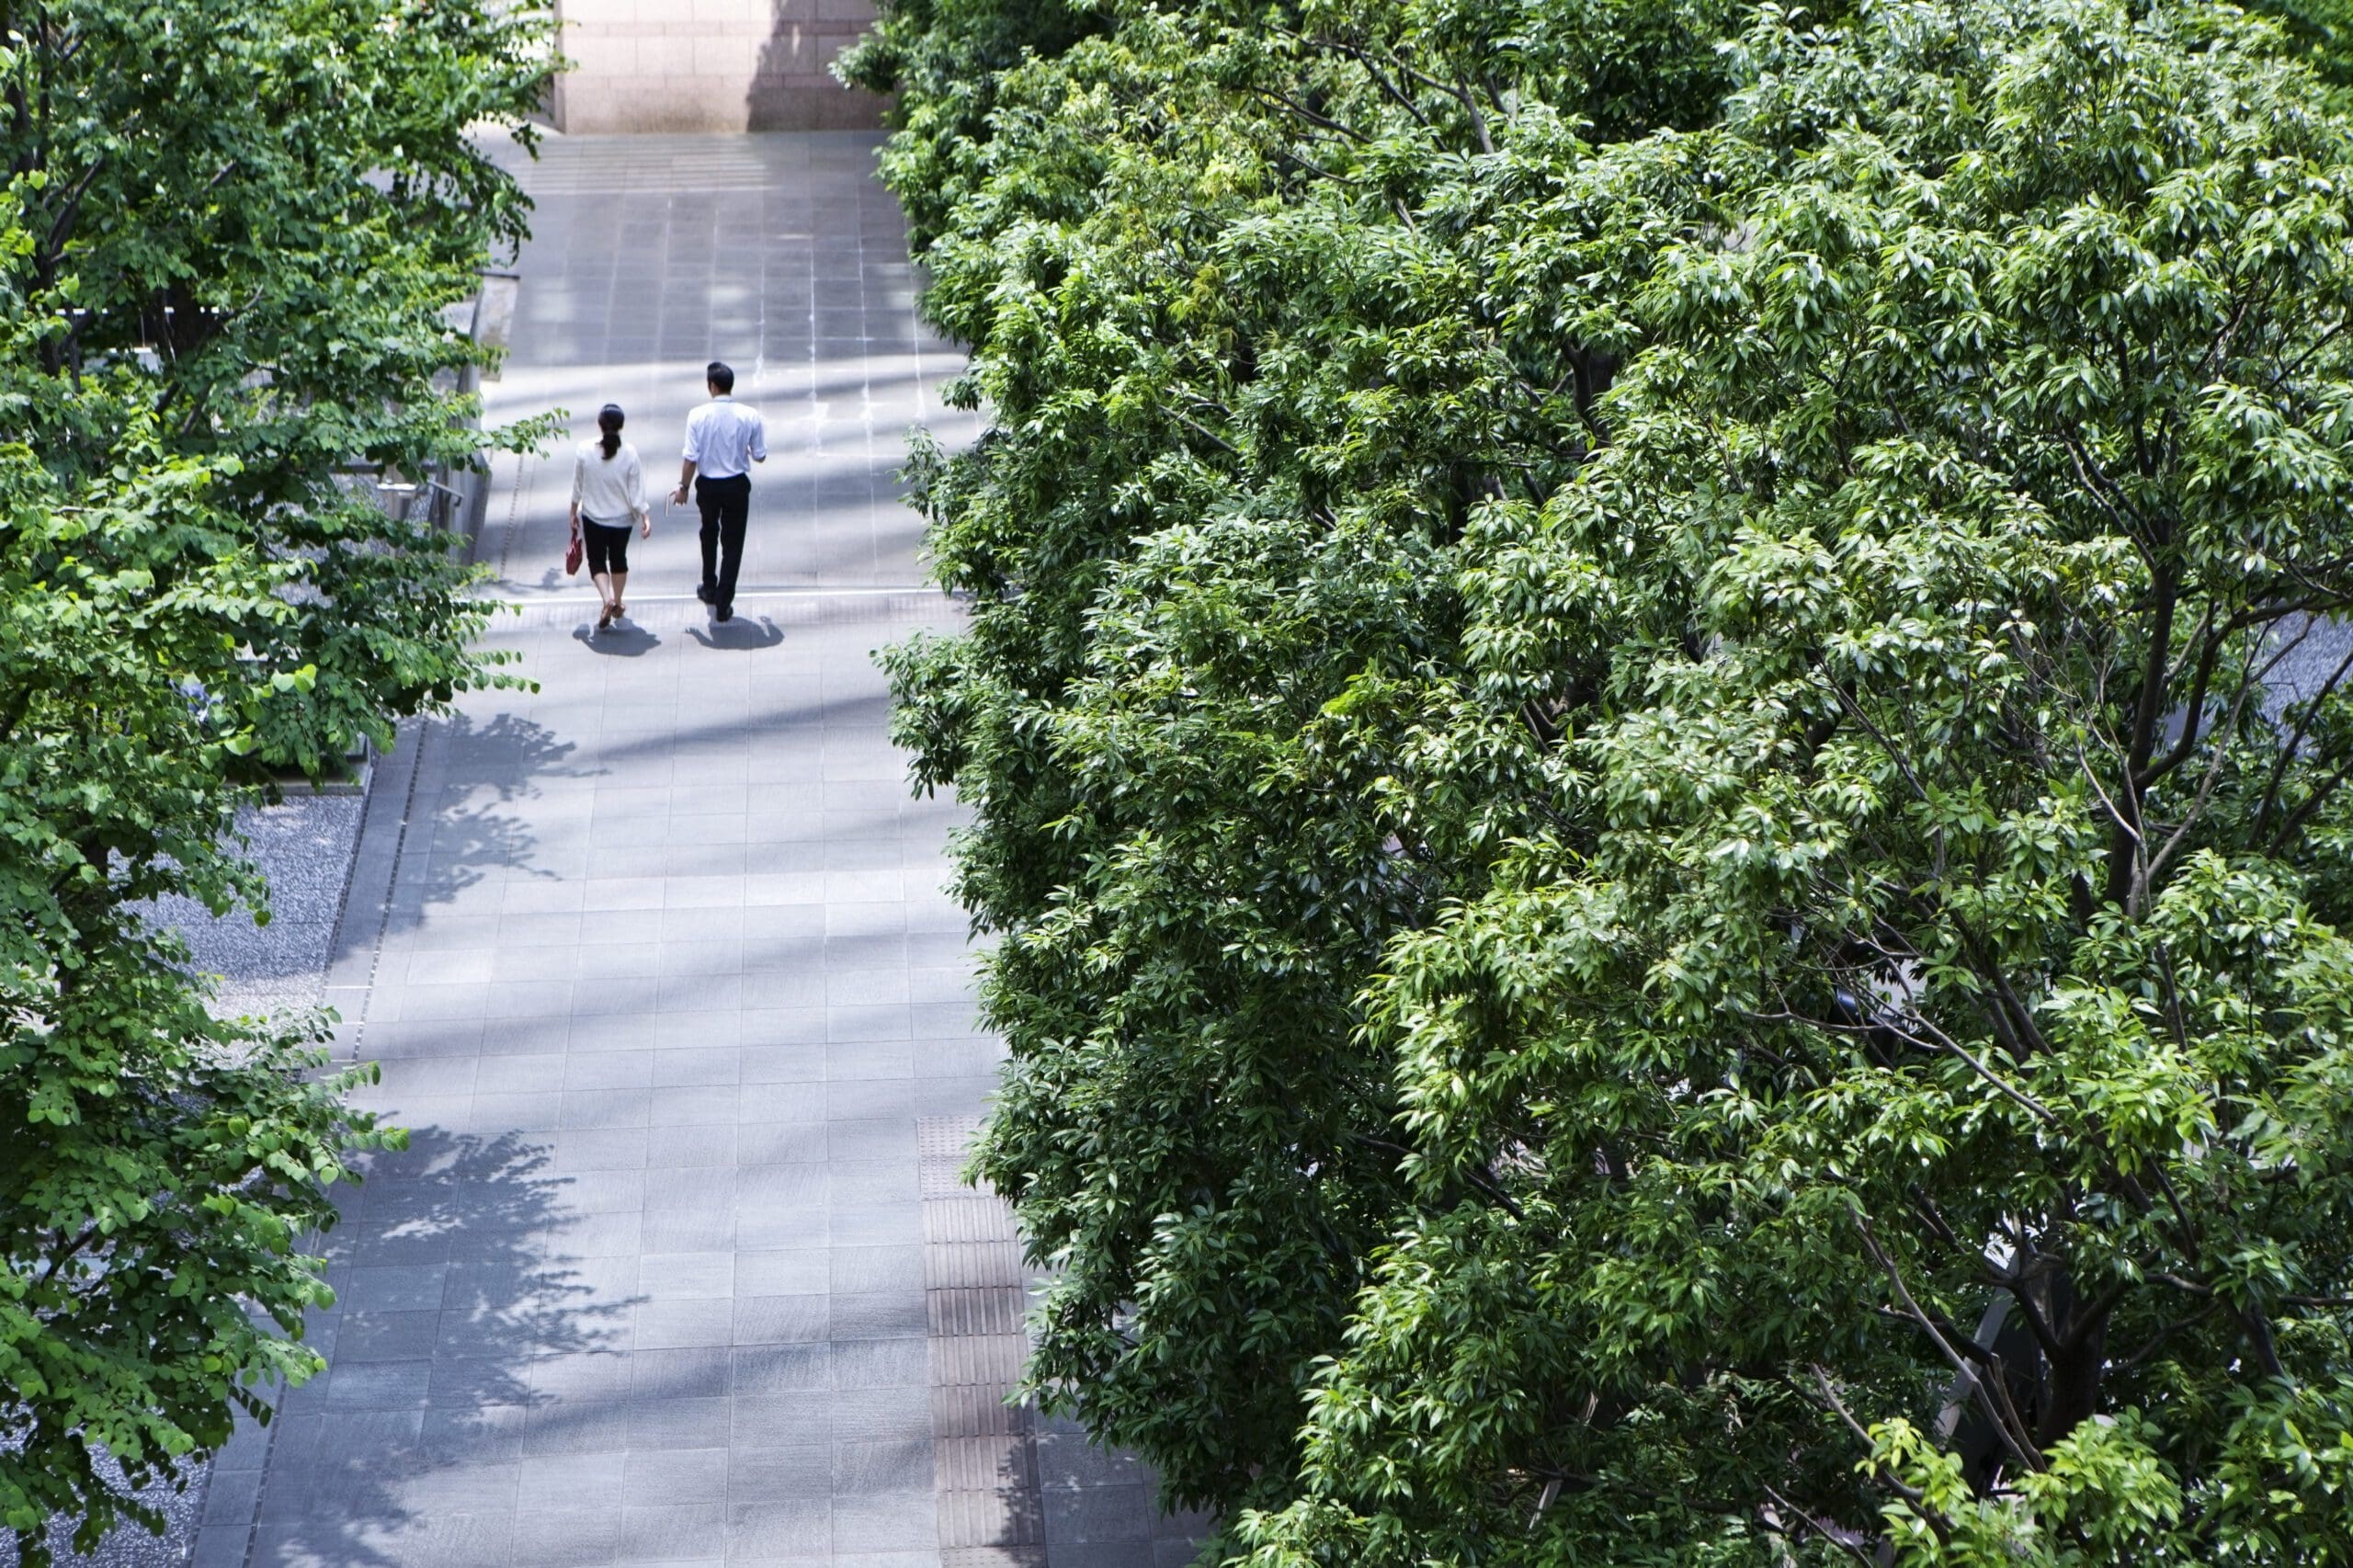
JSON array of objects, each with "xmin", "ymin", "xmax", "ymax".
[{"xmin": 1853, "ymin": 1210, "xmax": 2042, "ymax": 1472}]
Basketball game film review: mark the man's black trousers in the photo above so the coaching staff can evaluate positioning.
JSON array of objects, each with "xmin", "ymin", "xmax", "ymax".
[{"xmin": 695, "ymin": 473, "xmax": 753, "ymax": 612}]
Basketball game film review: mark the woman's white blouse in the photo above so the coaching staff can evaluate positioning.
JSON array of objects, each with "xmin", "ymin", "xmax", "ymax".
[{"xmin": 572, "ymin": 439, "xmax": 647, "ymax": 523}]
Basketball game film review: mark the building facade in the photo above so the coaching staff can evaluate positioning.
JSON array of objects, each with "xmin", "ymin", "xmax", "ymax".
[{"xmin": 550, "ymin": 0, "xmax": 884, "ymax": 133}]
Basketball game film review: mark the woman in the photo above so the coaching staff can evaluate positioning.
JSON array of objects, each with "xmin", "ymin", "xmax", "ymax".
[{"xmin": 570, "ymin": 403, "xmax": 652, "ymax": 631}]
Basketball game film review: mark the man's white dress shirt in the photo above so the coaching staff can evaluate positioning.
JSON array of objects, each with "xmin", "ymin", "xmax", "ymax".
[{"xmin": 682, "ymin": 396, "xmax": 767, "ymax": 480}]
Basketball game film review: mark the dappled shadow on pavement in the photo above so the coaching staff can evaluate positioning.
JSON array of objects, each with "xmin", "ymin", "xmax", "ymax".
[
  {"xmin": 233, "ymin": 1127, "xmax": 634, "ymax": 1567},
  {"xmin": 376, "ymin": 713, "xmax": 587, "ymax": 944}
]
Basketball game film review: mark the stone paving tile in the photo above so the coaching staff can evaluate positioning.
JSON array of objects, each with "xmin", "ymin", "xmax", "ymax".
[{"xmin": 211, "ymin": 132, "xmax": 986, "ymax": 1568}]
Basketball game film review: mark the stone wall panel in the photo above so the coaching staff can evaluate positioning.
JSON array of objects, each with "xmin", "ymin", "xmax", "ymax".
[{"xmin": 552, "ymin": 0, "xmax": 884, "ymax": 133}]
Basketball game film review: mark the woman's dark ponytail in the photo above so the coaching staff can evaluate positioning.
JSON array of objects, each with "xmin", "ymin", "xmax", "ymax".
[{"xmin": 597, "ymin": 403, "xmax": 625, "ymax": 460}]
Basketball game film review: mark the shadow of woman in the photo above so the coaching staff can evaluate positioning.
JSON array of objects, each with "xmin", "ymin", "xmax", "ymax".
[{"xmin": 573, "ymin": 622, "xmax": 662, "ymax": 657}]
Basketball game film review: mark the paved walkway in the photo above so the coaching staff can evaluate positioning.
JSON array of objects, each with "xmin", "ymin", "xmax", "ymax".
[{"xmin": 196, "ymin": 133, "xmax": 997, "ymax": 1568}]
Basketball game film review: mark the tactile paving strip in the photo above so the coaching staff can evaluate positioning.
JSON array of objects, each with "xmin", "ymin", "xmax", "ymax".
[
  {"xmin": 922, "ymin": 1115, "xmax": 1048, "ymax": 1567},
  {"xmin": 489, "ymin": 587, "xmax": 958, "ymax": 632}
]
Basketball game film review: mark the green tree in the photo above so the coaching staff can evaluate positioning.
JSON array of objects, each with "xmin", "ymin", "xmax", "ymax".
[
  {"xmin": 837, "ymin": 0, "xmax": 1108, "ymax": 248},
  {"xmin": 2254, "ymin": 0, "xmax": 2353, "ymax": 89},
  {"xmin": 864, "ymin": 0, "xmax": 2353, "ymax": 1558},
  {"xmin": 866, "ymin": 0, "xmax": 1747, "ymax": 1514},
  {"xmin": 0, "ymin": 3, "xmax": 554, "ymax": 1560}
]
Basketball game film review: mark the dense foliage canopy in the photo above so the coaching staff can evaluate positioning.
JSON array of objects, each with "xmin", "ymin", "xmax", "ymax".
[
  {"xmin": 850, "ymin": 0, "xmax": 2353, "ymax": 1558},
  {"xmin": 2268, "ymin": 0, "xmax": 2353, "ymax": 87},
  {"xmin": 0, "ymin": 2, "xmax": 552, "ymax": 1558}
]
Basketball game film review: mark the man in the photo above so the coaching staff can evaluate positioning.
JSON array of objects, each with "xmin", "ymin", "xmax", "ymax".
[{"xmin": 672, "ymin": 360, "xmax": 767, "ymax": 622}]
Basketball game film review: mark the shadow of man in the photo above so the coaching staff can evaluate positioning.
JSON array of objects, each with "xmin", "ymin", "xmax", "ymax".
[{"xmin": 686, "ymin": 616, "xmax": 784, "ymax": 653}]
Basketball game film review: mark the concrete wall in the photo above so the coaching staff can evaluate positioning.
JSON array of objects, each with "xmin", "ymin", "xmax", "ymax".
[{"xmin": 551, "ymin": 0, "xmax": 884, "ymax": 133}]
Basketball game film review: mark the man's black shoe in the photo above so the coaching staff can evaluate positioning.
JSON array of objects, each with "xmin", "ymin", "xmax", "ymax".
[
  {"xmin": 696, "ymin": 583, "xmax": 715, "ymax": 604},
  {"xmin": 716, "ymin": 604, "xmax": 734, "ymax": 623}
]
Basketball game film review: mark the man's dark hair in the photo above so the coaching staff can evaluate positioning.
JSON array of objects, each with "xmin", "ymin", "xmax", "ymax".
[{"xmin": 707, "ymin": 361, "xmax": 735, "ymax": 394}]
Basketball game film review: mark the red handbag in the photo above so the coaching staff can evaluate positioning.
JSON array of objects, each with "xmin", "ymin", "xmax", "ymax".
[{"xmin": 564, "ymin": 527, "xmax": 584, "ymax": 576}]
